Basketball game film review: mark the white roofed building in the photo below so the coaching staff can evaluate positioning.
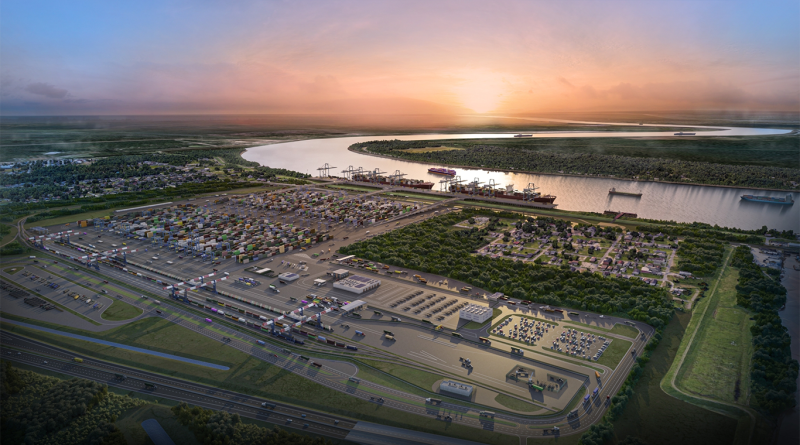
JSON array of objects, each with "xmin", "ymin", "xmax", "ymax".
[
  {"xmin": 333, "ymin": 275, "xmax": 381, "ymax": 294},
  {"xmin": 459, "ymin": 304, "xmax": 492, "ymax": 323}
]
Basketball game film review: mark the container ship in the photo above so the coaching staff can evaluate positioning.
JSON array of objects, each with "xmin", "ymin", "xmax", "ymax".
[
  {"xmin": 428, "ymin": 167, "xmax": 456, "ymax": 176},
  {"xmin": 674, "ymin": 132, "xmax": 696, "ymax": 136},
  {"xmin": 352, "ymin": 172, "xmax": 434, "ymax": 190},
  {"xmin": 608, "ymin": 188, "xmax": 642, "ymax": 197},
  {"xmin": 741, "ymin": 194, "xmax": 794, "ymax": 205},
  {"xmin": 448, "ymin": 183, "xmax": 556, "ymax": 204},
  {"xmin": 514, "ymin": 134, "xmax": 533, "ymax": 138}
]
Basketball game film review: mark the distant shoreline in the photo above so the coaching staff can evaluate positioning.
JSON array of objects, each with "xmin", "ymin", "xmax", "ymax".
[{"xmin": 347, "ymin": 146, "xmax": 798, "ymax": 193}]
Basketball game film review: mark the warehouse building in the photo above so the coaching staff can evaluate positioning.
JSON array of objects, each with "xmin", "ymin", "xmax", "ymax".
[
  {"xmin": 439, "ymin": 380, "xmax": 474, "ymax": 397},
  {"xmin": 332, "ymin": 275, "xmax": 381, "ymax": 294},
  {"xmin": 459, "ymin": 304, "xmax": 492, "ymax": 323},
  {"xmin": 328, "ymin": 268, "xmax": 350, "ymax": 280}
]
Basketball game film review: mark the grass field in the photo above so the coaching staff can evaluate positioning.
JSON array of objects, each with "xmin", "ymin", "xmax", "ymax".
[
  {"xmin": 100, "ymin": 298, "xmax": 144, "ymax": 321},
  {"xmin": 675, "ymin": 264, "xmax": 753, "ymax": 404},
  {"xmin": 0, "ymin": 317, "xmax": 519, "ymax": 445},
  {"xmin": 594, "ymin": 337, "xmax": 632, "ymax": 368},
  {"xmin": 358, "ymin": 359, "xmax": 442, "ymax": 393},
  {"xmin": 610, "ymin": 313, "xmax": 739, "ymax": 445},
  {"xmin": 561, "ymin": 323, "xmax": 639, "ymax": 339},
  {"xmin": 494, "ymin": 393, "xmax": 541, "ymax": 412},
  {"xmin": 3, "ymin": 266, "xmax": 23, "ymax": 275}
]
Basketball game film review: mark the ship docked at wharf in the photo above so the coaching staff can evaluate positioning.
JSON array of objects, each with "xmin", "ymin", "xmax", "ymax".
[
  {"xmin": 341, "ymin": 166, "xmax": 435, "ymax": 190},
  {"xmin": 443, "ymin": 177, "xmax": 556, "ymax": 203},
  {"xmin": 740, "ymin": 194, "xmax": 794, "ymax": 205},
  {"xmin": 608, "ymin": 188, "xmax": 642, "ymax": 197}
]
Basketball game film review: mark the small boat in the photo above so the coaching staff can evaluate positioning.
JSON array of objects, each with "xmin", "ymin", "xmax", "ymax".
[{"xmin": 609, "ymin": 188, "xmax": 642, "ymax": 197}]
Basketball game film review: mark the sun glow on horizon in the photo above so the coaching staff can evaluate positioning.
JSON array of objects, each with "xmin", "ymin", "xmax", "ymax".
[{"xmin": 451, "ymin": 69, "xmax": 511, "ymax": 114}]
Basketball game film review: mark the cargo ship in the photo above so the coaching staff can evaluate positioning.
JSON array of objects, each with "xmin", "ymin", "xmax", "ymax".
[
  {"xmin": 741, "ymin": 194, "xmax": 794, "ymax": 205},
  {"xmin": 448, "ymin": 183, "xmax": 556, "ymax": 204},
  {"xmin": 608, "ymin": 188, "xmax": 642, "ymax": 197},
  {"xmin": 674, "ymin": 132, "xmax": 696, "ymax": 136},
  {"xmin": 352, "ymin": 172, "xmax": 434, "ymax": 190},
  {"xmin": 428, "ymin": 167, "xmax": 456, "ymax": 176},
  {"xmin": 514, "ymin": 134, "xmax": 533, "ymax": 138}
]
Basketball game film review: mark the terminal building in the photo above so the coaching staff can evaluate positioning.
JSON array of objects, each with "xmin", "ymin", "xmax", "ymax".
[
  {"xmin": 459, "ymin": 304, "xmax": 492, "ymax": 323},
  {"xmin": 332, "ymin": 275, "xmax": 381, "ymax": 294},
  {"xmin": 439, "ymin": 380, "xmax": 474, "ymax": 397}
]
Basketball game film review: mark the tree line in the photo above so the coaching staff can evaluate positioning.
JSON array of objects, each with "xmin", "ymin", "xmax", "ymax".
[
  {"xmin": 675, "ymin": 238, "xmax": 726, "ymax": 276},
  {"xmin": 1, "ymin": 364, "xmax": 134, "ymax": 445},
  {"xmin": 731, "ymin": 246, "xmax": 798, "ymax": 415},
  {"xmin": 171, "ymin": 402, "xmax": 333, "ymax": 445}
]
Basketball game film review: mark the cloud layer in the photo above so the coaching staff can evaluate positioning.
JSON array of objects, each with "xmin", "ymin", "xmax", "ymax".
[{"xmin": 1, "ymin": 0, "xmax": 797, "ymax": 115}]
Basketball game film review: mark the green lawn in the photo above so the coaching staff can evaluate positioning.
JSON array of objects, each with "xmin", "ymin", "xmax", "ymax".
[
  {"xmin": 0, "ymin": 318, "xmax": 518, "ymax": 445},
  {"xmin": 594, "ymin": 337, "xmax": 632, "ymax": 368},
  {"xmin": 611, "ymin": 313, "xmax": 739, "ymax": 445},
  {"xmin": 494, "ymin": 393, "xmax": 542, "ymax": 413},
  {"xmin": 3, "ymin": 266, "xmax": 24, "ymax": 275},
  {"xmin": 357, "ymin": 359, "xmax": 442, "ymax": 393},
  {"xmin": 675, "ymin": 263, "xmax": 754, "ymax": 404},
  {"xmin": 101, "ymin": 298, "xmax": 144, "ymax": 321},
  {"xmin": 561, "ymin": 322, "xmax": 639, "ymax": 339}
]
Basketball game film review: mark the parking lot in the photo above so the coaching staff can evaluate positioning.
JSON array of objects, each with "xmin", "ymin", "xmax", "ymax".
[{"xmin": 492, "ymin": 314, "xmax": 614, "ymax": 363}]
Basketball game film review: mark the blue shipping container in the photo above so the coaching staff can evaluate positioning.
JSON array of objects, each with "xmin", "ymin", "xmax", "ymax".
[{"xmin": 346, "ymin": 345, "xmax": 358, "ymax": 351}]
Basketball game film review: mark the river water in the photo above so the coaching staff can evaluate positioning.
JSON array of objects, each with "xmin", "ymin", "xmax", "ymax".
[
  {"xmin": 778, "ymin": 255, "xmax": 800, "ymax": 445},
  {"xmin": 243, "ymin": 128, "xmax": 798, "ymax": 231}
]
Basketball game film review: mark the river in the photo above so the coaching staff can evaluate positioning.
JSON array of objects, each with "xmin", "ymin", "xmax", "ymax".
[
  {"xmin": 778, "ymin": 255, "xmax": 800, "ymax": 445},
  {"xmin": 242, "ymin": 127, "xmax": 798, "ymax": 231}
]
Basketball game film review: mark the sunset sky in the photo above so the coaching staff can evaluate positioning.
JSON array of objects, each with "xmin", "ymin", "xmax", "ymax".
[{"xmin": 1, "ymin": 0, "xmax": 798, "ymax": 115}]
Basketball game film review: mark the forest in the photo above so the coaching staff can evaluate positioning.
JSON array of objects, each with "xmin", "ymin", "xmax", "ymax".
[
  {"xmin": 171, "ymin": 402, "xmax": 333, "ymax": 445},
  {"xmin": 675, "ymin": 238, "xmax": 726, "ymax": 276},
  {"xmin": 0, "ymin": 363, "xmax": 137, "ymax": 445},
  {"xmin": 730, "ymin": 247, "xmax": 798, "ymax": 415},
  {"xmin": 340, "ymin": 209, "xmax": 674, "ymax": 327},
  {"xmin": 351, "ymin": 139, "xmax": 800, "ymax": 190}
]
